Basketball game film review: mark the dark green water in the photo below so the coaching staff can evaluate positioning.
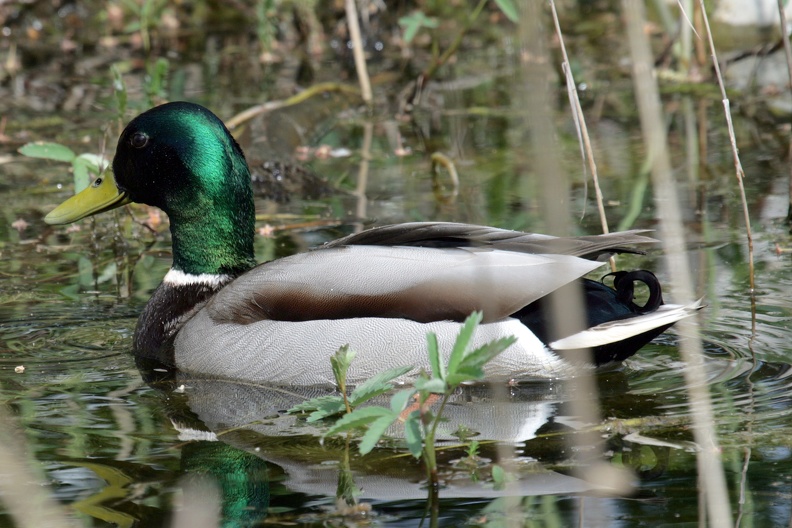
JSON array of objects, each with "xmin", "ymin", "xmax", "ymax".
[{"xmin": 3, "ymin": 5, "xmax": 792, "ymax": 526}]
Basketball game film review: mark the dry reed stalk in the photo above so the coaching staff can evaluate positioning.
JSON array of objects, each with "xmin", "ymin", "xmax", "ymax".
[
  {"xmin": 548, "ymin": 1, "xmax": 613, "ymax": 266},
  {"xmin": 678, "ymin": 0, "xmax": 695, "ymax": 72},
  {"xmin": 517, "ymin": 4, "xmax": 633, "ymax": 515},
  {"xmin": 775, "ymin": 0, "xmax": 792, "ymax": 223},
  {"xmin": 345, "ymin": 0, "xmax": 373, "ymax": 105},
  {"xmin": 622, "ymin": 2, "xmax": 732, "ymax": 526},
  {"xmin": 693, "ymin": 0, "xmax": 755, "ymax": 293}
]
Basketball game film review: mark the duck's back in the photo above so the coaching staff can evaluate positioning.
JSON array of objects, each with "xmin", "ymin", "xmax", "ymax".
[{"xmin": 205, "ymin": 244, "xmax": 604, "ymax": 326}]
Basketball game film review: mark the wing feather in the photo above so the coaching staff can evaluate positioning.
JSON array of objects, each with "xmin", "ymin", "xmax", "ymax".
[
  {"xmin": 207, "ymin": 245, "xmax": 604, "ymax": 324},
  {"xmin": 323, "ymin": 222, "xmax": 657, "ymax": 259}
]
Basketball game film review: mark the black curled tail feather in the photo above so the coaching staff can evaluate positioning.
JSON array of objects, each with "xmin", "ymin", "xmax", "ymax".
[
  {"xmin": 514, "ymin": 269, "xmax": 670, "ymax": 365},
  {"xmin": 601, "ymin": 270, "xmax": 664, "ymax": 314}
]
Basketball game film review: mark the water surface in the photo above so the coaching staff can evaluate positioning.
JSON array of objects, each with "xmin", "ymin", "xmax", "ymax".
[{"xmin": 2, "ymin": 4, "xmax": 792, "ymax": 526}]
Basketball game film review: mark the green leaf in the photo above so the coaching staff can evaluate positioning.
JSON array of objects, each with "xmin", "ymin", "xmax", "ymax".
[
  {"xmin": 402, "ymin": 19, "xmax": 420, "ymax": 43},
  {"xmin": 96, "ymin": 262, "xmax": 118, "ymax": 285},
  {"xmin": 458, "ymin": 336, "xmax": 517, "ymax": 371},
  {"xmin": 287, "ymin": 394, "xmax": 345, "ymax": 422},
  {"xmin": 426, "ymin": 332, "xmax": 444, "ymax": 380},
  {"xmin": 324, "ymin": 406, "xmax": 392, "ymax": 438},
  {"xmin": 330, "ymin": 345, "xmax": 356, "ymax": 390},
  {"xmin": 492, "ymin": 464, "xmax": 505, "ymax": 485},
  {"xmin": 288, "ymin": 394, "xmax": 339, "ymax": 413},
  {"xmin": 414, "ymin": 377, "xmax": 447, "ymax": 394},
  {"xmin": 72, "ymin": 158, "xmax": 93, "ymax": 193},
  {"xmin": 358, "ymin": 414, "xmax": 398, "ymax": 454},
  {"xmin": 445, "ymin": 368, "xmax": 485, "ymax": 387},
  {"xmin": 18, "ymin": 142, "xmax": 76, "ymax": 163},
  {"xmin": 307, "ymin": 399, "xmax": 347, "ymax": 422},
  {"xmin": 349, "ymin": 365, "xmax": 413, "ymax": 406},
  {"xmin": 448, "ymin": 311, "xmax": 483, "ymax": 375},
  {"xmin": 123, "ymin": 21, "xmax": 141, "ymax": 33},
  {"xmin": 493, "ymin": 0, "xmax": 519, "ymax": 23},
  {"xmin": 403, "ymin": 412, "xmax": 423, "ymax": 458},
  {"xmin": 112, "ymin": 65, "xmax": 128, "ymax": 117},
  {"xmin": 390, "ymin": 388, "xmax": 417, "ymax": 414},
  {"xmin": 491, "ymin": 464, "xmax": 516, "ymax": 490},
  {"xmin": 76, "ymin": 153, "xmax": 107, "ymax": 172},
  {"xmin": 336, "ymin": 465, "xmax": 360, "ymax": 503},
  {"xmin": 77, "ymin": 256, "xmax": 94, "ymax": 289},
  {"xmin": 398, "ymin": 11, "xmax": 439, "ymax": 43},
  {"xmin": 146, "ymin": 57, "xmax": 169, "ymax": 99}
]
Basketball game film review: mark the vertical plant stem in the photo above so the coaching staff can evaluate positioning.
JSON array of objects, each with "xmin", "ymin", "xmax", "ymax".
[
  {"xmin": 775, "ymin": 0, "xmax": 792, "ymax": 223},
  {"xmin": 422, "ymin": 393, "xmax": 449, "ymax": 490},
  {"xmin": 679, "ymin": 0, "xmax": 694, "ymax": 73},
  {"xmin": 695, "ymin": 0, "xmax": 755, "ymax": 293},
  {"xmin": 548, "ymin": 0, "xmax": 614, "ymax": 271},
  {"xmin": 517, "ymin": 5, "xmax": 632, "ymax": 517},
  {"xmin": 622, "ymin": 2, "xmax": 732, "ymax": 527},
  {"xmin": 345, "ymin": 0, "xmax": 372, "ymax": 105},
  {"xmin": 693, "ymin": 2, "xmax": 708, "ymax": 67},
  {"xmin": 338, "ymin": 369, "xmax": 351, "ymax": 414}
]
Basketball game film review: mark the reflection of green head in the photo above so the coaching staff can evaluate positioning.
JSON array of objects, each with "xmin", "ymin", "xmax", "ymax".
[{"xmin": 181, "ymin": 441, "xmax": 270, "ymax": 527}]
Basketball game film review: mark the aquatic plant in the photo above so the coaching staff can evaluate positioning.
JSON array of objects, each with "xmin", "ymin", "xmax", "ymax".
[
  {"xmin": 18, "ymin": 142, "xmax": 106, "ymax": 195},
  {"xmin": 290, "ymin": 311, "xmax": 516, "ymax": 489}
]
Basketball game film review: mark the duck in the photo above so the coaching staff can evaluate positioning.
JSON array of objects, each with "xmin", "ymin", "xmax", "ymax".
[{"xmin": 44, "ymin": 101, "xmax": 701, "ymax": 386}]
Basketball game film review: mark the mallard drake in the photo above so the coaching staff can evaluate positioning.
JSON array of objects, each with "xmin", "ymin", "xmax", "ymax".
[{"xmin": 45, "ymin": 102, "xmax": 700, "ymax": 386}]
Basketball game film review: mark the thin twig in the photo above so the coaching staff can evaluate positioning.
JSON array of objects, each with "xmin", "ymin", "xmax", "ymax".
[
  {"xmin": 694, "ymin": 0, "xmax": 755, "ymax": 294},
  {"xmin": 775, "ymin": 0, "xmax": 792, "ymax": 224},
  {"xmin": 677, "ymin": 0, "xmax": 696, "ymax": 75},
  {"xmin": 548, "ymin": 0, "xmax": 614, "ymax": 271},
  {"xmin": 345, "ymin": 0, "xmax": 372, "ymax": 105}
]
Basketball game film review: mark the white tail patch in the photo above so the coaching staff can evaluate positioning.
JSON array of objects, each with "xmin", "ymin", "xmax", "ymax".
[{"xmin": 549, "ymin": 299, "xmax": 704, "ymax": 350}]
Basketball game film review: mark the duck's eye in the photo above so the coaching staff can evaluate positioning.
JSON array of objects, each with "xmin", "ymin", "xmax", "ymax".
[{"xmin": 130, "ymin": 132, "xmax": 149, "ymax": 149}]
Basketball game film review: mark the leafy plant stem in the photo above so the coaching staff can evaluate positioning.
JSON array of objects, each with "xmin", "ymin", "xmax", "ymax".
[
  {"xmin": 339, "ymin": 374, "xmax": 351, "ymax": 415},
  {"xmin": 422, "ymin": 392, "xmax": 450, "ymax": 489}
]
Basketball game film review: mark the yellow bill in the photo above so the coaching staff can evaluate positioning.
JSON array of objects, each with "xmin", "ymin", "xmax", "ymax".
[{"xmin": 45, "ymin": 171, "xmax": 131, "ymax": 225}]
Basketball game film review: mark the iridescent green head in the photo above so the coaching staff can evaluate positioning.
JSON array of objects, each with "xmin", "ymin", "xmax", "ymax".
[{"xmin": 46, "ymin": 102, "xmax": 256, "ymax": 276}]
